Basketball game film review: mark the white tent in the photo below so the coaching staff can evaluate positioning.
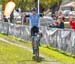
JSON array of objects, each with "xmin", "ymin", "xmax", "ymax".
[{"xmin": 62, "ymin": 2, "xmax": 75, "ymax": 7}]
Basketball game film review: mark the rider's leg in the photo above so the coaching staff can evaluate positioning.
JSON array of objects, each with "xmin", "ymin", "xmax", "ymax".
[
  {"xmin": 32, "ymin": 37, "xmax": 35, "ymax": 54},
  {"xmin": 31, "ymin": 27, "xmax": 35, "ymax": 54},
  {"xmin": 38, "ymin": 33, "xmax": 43, "ymax": 46},
  {"xmin": 31, "ymin": 26, "xmax": 39, "ymax": 54}
]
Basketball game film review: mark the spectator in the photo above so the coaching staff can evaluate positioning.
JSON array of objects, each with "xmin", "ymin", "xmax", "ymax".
[
  {"xmin": 69, "ymin": 17, "xmax": 75, "ymax": 30},
  {"xmin": 61, "ymin": 16, "xmax": 65, "ymax": 21},
  {"xmin": 55, "ymin": 11, "xmax": 59, "ymax": 19},
  {"xmin": 3, "ymin": 15, "xmax": 8, "ymax": 22},
  {"xmin": 69, "ymin": 16, "xmax": 75, "ymax": 47},
  {"xmin": 49, "ymin": 21, "xmax": 59, "ymax": 28},
  {"xmin": 57, "ymin": 17, "xmax": 65, "ymax": 29},
  {"xmin": 49, "ymin": 16, "xmax": 65, "ymax": 29},
  {"xmin": 10, "ymin": 11, "xmax": 14, "ymax": 23},
  {"xmin": 22, "ymin": 15, "xmax": 26, "ymax": 24}
]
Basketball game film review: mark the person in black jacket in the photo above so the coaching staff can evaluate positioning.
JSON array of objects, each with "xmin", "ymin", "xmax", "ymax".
[
  {"xmin": 58, "ymin": 16, "xmax": 65, "ymax": 29},
  {"xmin": 49, "ymin": 21, "xmax": 59, "ymax": 28},
  {"xmin": 49, "ymin": 16, "xmax": 65, "ymax": 29},
  {"xmin": 3, "ymin": 15, "xmax": 8, "ymax": 22}
]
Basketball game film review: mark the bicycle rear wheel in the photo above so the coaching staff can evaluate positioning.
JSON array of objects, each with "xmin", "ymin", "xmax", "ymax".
[
  {"xmin": 35, "ymin": 48, "xmax": 39, "ymax": 60},
  {"xmin": 34, "ymin": 38, "xmax": 39, "ymax": 60}
]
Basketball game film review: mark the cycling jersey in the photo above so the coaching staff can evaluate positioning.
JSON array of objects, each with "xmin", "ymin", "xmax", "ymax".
[{"xmin": 29, "ymin": 14, "xmax": 40, "ymax": 28}]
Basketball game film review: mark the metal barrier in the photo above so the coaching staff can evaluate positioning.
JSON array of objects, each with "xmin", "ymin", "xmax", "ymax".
[
  {"xmin": 0, "ymin": 22, "xmax": 75, "ymax": 55},
  {"xmin": 45, "ymin": 28, "xmax": 75, "ymax": 55},
  {"xmin": 0, "ymin": 22, "xmax": 47, "ymax": 41}
]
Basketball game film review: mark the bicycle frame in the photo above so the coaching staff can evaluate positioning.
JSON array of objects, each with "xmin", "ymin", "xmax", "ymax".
[{"xmin": 33, "ymin": 35, "xmax": 39, "ymax": 59}]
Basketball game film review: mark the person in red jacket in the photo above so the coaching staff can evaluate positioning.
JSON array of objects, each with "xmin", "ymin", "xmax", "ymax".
[
  {"xmin": 69, "ymin": 17, "xmax": 75, "ymax": 30},
  {"xmin": 69, "ymin": 17, "xmax": 75, "ymax": 47}
]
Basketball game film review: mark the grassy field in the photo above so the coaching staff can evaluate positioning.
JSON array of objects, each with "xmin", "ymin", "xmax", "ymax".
[
  {"xmin": 0, "ymin": 40, "xmax": 34, "ymax": 64},
  {"xmin": 0, "ymin": 33, "xmax": 75, "ymax": 64},
  {"xmin": 0, "ymin": 40, "xmax": 51, "ymax": 64},
  {"xmin": 0, "ymin": 34, "xmax": 60, "ymax": 64}
]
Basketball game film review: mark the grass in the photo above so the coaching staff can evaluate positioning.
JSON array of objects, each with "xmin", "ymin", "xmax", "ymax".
[
  {"xmin": 0, "ymin": 33, "xmax": 75, "ymax": 64},
  {"xmin": 0, "ymin": 40, "xmax": 50, "ymax": 64},
  {"xmin": 40, "ymin": 47, "xmax": 75, "ymax": 64},
  {"xmin": 0, "ymin": 40, "xmax": 34, "ymax": 64}
]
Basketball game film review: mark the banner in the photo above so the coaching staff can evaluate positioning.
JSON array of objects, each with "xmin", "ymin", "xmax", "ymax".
[{"xmin": 4, "ymin": 1, "xmax": 16, "ymax": 18}]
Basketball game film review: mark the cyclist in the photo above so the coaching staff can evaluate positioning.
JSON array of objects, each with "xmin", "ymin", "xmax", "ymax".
[{"xmin": 25, "ymin": 8, "xmax": 43, "ymax": 54}]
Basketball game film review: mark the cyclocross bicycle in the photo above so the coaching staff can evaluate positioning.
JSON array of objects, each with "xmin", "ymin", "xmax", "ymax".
[{"xmin": 32, "ymin": 33, "xmax": 40, "ymax": 60}]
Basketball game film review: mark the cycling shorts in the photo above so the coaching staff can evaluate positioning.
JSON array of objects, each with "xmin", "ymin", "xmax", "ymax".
[{"xmin": 31, "ymin": 26, "xmax": 39, "ymax": 36}]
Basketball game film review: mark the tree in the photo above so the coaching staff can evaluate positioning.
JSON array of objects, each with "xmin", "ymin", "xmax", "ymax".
[
  {"xmin": 40, "ymin": 0, "xmax": 62, "ymax": 10},
  {"xmin": 0, "ymin": 0, "xmax": 62, "ymax": 12}
]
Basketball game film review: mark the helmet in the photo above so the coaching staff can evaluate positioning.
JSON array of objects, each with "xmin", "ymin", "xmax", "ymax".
[{"xmin": 31, "ymin": 8, "xmax": 37, "ymax": 11}]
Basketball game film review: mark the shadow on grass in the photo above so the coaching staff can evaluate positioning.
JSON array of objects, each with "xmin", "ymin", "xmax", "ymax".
[
  {"xmin": 46, "ymin": 46, "xmax": 75, "ymax": 59},
  {"xmin": 32, "ymin": 56, "xmax": 57, "ymax": 63},
  {"xmin": 32, "ymin": 56, "xmax": 44, "ymax": 62},
  {"xmin": 1, "ymin": 33, "xmax": 28, "ymax": 43},
  {"xmin": 18, "ymin": 56, "xmax": 54, "ymax": 64},
  {"xmin": 1, "ymin": 33, "xmax": 8, "ymax": 36},
  {"xmin": 17, "ymin": 57, "xmax": 44, "ymax": 64},
  {"xmin": 17, "ymin": 56, "xmax": 44, "ymax": 64}
]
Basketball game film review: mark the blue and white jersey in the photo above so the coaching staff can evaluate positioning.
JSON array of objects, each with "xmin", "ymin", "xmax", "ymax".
[{"xmin": 29, "ymin": 14, "xmax": 40, "ymax": 28}]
